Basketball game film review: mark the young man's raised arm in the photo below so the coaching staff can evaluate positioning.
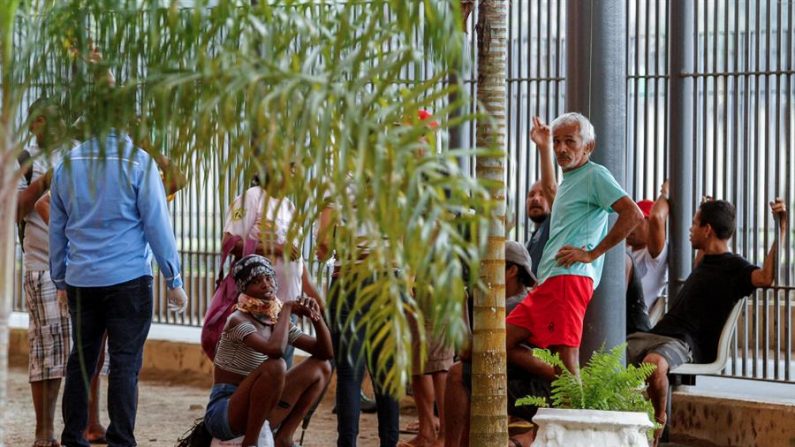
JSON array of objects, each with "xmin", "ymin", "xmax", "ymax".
[
  {"xmin": 751, "ymin": 198, "xmax": 788, "ymax": 287},
  {"xmin": 647, "ymin": 179, "xmax": 670, "ymax": 258}
]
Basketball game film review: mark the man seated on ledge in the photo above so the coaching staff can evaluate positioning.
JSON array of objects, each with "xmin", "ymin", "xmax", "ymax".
[{"xmin": 627, "ymin": 198, "xmax": 787, "ymax": 447}]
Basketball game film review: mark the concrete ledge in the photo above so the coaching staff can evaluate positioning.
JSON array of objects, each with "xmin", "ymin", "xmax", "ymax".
[
  {"xmin": 670, "ymin": 382, "xmax": 795, "ymax": 447},
  {"xmin": 9, "ymin": 313, "xmax": 214, "ymax": 388}
]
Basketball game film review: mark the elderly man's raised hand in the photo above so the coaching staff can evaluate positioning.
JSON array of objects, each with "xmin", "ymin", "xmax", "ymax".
[
  {"xmin": 770, "ymin": 198, "xmax": 788, "ymax": 234},
  {"xmin": 530, "ymin": 116, "xmax": 552, "ymax": 148}
]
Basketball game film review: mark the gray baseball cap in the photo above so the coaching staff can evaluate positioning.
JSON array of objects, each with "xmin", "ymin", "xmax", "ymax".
[{"xmin": 505, "ymin": 240, "xmax": 537, "ymax": 285}]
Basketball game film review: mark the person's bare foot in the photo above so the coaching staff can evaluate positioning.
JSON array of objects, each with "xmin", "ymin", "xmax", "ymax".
[
  {"xmin": 398, "ymin": 434, "xmax": 436, "ymax": 447},
  {"xmin": 403, "ymin": 416, "xmax": 440, "ymax": 434}
]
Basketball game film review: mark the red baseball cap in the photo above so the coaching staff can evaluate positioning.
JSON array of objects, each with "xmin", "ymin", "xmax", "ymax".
[{"xmin": 637, "ymin": 200, "xmax": 654, "ymax": 218}]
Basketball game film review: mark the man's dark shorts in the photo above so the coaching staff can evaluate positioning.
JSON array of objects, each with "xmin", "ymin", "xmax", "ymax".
[
  {"xmin": 463, "ymin": 361, "xmax": 551, "ymax": 422},
  {"xmin": 627, "ymin": 332, "xmax": 693, "ymax": 369}
]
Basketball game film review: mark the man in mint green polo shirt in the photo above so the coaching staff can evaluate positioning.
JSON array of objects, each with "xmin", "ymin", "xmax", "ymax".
[{"xmin": 506, "ymin": 113, "xmax": 643, "ymax": 378}]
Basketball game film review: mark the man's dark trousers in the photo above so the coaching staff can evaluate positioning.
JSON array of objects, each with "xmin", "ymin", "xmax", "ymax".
[{"xmin": 61, "ymin": 276, "xmax": 153, "ymax": 447}]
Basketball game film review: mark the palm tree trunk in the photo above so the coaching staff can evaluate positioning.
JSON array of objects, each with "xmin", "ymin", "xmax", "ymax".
[{"xmin": 470, "ymin": 0, "xmax": 508, "ymax": 446}]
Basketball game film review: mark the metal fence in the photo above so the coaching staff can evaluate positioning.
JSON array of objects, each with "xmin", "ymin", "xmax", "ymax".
[
  {"xmin": 11, "ymin": 0, "xmax": 795, "ymax": 383},
  {"xmin": 471, "ymin": 0, "xmax": 794, "ymax": 383},
  {"xmin": 681, "ymin": 0, "xmax": 794, "ymax": 383}
]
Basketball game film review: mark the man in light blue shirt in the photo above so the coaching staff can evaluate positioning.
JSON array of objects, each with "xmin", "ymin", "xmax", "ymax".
[
  {"xmin": 49, "ymin": 130, "xmax": 187, "ymax": 447},
  {"xmin": 506, "ymin": 113, "xmax": 643, "ymax": 377}
]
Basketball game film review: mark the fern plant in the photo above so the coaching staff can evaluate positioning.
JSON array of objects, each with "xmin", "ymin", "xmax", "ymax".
[{"xmin": 516, "ymin": 343, "xmax": 657, "ymax": 427}]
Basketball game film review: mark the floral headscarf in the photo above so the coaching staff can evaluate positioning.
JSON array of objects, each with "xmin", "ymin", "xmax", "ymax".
[{"xmin": 232, "ymin": 254, "xmax": 277, "ymax": 294}]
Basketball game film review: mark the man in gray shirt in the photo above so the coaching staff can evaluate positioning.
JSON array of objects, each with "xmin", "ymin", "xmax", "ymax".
[{"xmin": 16, "ymin": 98, "xmax": 72, "ymax": 447}]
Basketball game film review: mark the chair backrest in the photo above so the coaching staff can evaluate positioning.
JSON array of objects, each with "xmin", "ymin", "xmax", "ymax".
[
  {"xmin": 712, "ymin": 297, "xmax": 747, "ymax": 368},
  {"xmin": 648, "ymin": 295, "xmax": 666, "ymax": 326},
  {"xmin": 669, "ymin": 296, "xmax": 747, "ymax": 375}
]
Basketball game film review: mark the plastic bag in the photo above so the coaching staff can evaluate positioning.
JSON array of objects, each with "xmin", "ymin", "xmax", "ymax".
[{"xmin": 209, "ymin": 421, "xmax": 274, "ymax": 447}]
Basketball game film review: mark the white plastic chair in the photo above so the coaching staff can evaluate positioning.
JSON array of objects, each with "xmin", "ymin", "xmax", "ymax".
[
  {"xmin": 648, "ymin": 296, "xmax": 667, "ymax": 327},
  {"xmin": 669, "ymin": 297, "xmax": 747, "ymax": 377},
  {"xmin": 661, "ymin": 297, "xmax": 747, "ymax": 442}
]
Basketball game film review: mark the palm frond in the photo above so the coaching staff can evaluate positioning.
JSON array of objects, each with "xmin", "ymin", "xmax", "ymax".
[{"xmin": 7, "ymin": 0, "xmax": 486, "ymax": 397}]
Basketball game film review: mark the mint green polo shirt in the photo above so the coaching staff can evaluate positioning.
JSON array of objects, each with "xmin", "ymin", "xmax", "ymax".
[{"xmin": 536, "ymin": 161, "xmax": 628, "ymax": 289}]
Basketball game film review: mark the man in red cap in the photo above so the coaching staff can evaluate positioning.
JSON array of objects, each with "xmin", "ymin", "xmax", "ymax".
[{"xmin": 626, "ymin": 180, "xmax": 670, "ymax": 314}]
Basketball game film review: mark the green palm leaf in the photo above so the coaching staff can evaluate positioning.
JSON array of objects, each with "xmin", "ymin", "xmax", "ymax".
[{"xmin": 5, "ymin": 0, "xmax": 490, "ymax": 397}]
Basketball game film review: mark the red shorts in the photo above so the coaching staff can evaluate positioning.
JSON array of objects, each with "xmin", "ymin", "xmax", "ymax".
[{"xmin": 506, "ymin": 275, "xmax": 594, "ymax": 348}]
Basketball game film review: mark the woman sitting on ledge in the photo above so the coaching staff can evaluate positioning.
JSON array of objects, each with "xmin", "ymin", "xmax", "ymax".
[{"xmin": 205, "ymin": 254, "xmax": 333, "ymax": 447}]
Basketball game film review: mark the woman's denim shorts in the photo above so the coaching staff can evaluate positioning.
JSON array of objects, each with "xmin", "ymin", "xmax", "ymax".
[{"xmin": 204, "ymin": 383, "xmax": 239, "ymax": 440}]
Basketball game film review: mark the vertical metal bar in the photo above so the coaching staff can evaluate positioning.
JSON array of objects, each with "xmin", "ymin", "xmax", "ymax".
[
  {"xmin": 700, "ymin": 1, "xmax": 707, "ymax": 202},
  {"xmin": 691, "ymin": 0, "xmax": 699, "ymax": 217},
  {"xmin": 555, "ymin": 0, "xmax": 562, "ymax": 118},
  {"xmin": 643, "ymin": 0, "xmax": 651, "ymax": 198},
  {"xmin": 546, "ymin": 0, "xmax": 553, "ymax": 122},
  {"xmin": 535, "ymin": 0, "xmax": 542, "ymax": 122},
  {"xmin": 711, "ymin": 0, "xmax": 718, "ymax": 198},
  {"xmin": 634, "ymin": 0, "xmax": 641, "ymax": 197},
  {"xmin": 668, "ymin": 0, "xmax": 696, "ymax": 302},
  {"xmin": 772, "ymin": 0, "xmax": 782, "ymax": 381},
  {"xmin": 752, "ymin": 0, "xmax": 765, "ymax": 380},
  {"xmin": 749, "ymin": 0, "xmax": 759, "ymax": 378},
  {"xmin": 526, "ymin": 1, "xmax": 536, "ymax": 203},
  {"xmin": 505, "ymin": 0, "xmax": 514, "ymax": 239},
  {"xmin": 653, "ymin": 0, "xmax": 667, "ymax": 188},
  {"xmin": 741, "ymin": 0, "xmax": 753, "ymax": 378},
  {"xmin": 624, "ymin": 0, "xmax": 637, "ymax": 196},
  {"xmin": 664, "ymin": 0, "xmax": 669, "ymax": 182},
  {"xmin": 723, "ymin": 0, "xmax": 731, "ymax": 215},
  {"xmin": 786, "ymin": 0, "xmax": 794, "ymax": 382},
  {"xmin": 730, "ymin": 0, "xmax": 742, "ymax": 375}
]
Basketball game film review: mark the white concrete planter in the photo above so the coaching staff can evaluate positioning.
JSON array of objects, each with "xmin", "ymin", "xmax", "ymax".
[{"xmin": 531, "ymin": 408, "xmax": 653, "ymax": 447}]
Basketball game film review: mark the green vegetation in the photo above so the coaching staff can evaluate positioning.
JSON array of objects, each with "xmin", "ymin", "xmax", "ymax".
[
  {"xmin": 4, "ymin": 0, "xmax": 491, "ymax": 399},
  {"xmin": 517, "ymin": 343, "xmax": 657, "ymax": 426}
]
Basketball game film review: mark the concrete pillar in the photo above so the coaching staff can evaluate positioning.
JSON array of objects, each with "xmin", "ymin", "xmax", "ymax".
[
  {"xmin": 565, "ymin": 0, "xmax": 628, "ymax": 363},
  {"xmin": 667, "ymin": 0, "xmax": 696, "ymax": 304}
]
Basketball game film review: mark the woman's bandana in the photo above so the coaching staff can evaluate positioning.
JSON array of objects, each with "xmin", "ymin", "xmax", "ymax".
[
  {"xmin": 232, "ymin": 254, "xmax": 278, "ymax": 294},
  {"xmin": 237, "ymin": 293, "xmax": 283, "ymax": 324}
]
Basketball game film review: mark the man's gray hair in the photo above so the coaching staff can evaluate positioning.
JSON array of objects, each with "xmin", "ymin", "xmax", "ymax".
[{"xmin": 551, "ymin": 112, "xmax": 596, "ymax": 145}]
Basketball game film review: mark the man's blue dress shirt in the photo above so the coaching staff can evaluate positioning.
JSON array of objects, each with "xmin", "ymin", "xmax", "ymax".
[{"xmin": 49, "ymin": 132, "xmax": 183, "ymax": 290}]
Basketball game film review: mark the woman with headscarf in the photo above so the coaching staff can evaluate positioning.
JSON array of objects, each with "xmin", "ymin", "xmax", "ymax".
[{"xmin": 203, "ymin": 255, "xmax": 333, "ymax": 447}]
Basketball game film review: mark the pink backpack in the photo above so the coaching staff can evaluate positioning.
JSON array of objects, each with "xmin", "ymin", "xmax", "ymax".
[{"xmin": 201, "ymin": 236, "xmax": 257, "ymax": 360}]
